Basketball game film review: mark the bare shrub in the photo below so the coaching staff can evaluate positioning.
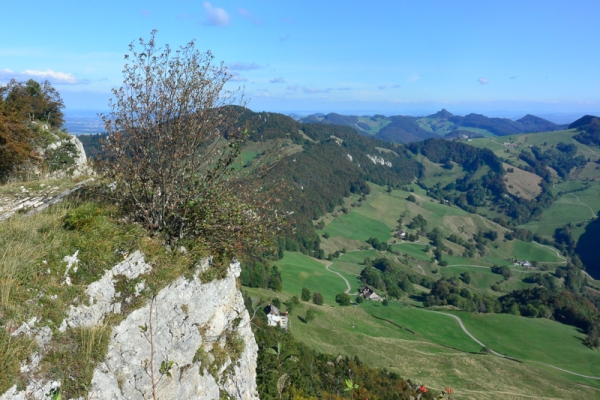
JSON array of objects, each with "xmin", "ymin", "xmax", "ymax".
[{"xmin": 101, "ymin": 31, "xmax": 282, "ymax": 257}]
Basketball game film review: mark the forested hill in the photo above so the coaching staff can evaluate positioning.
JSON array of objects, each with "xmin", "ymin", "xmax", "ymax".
[
  {"xmin": 236, "ymin": 109, "xmax": 424, "ymax": 255},
  {"xmin": 80, "ymin": 109, "xmax": 425, "ymax": 255},
  {"xmin": 299, "ymin": 110, "xmax": 568, "ymax": 143},
  {"xmin": 571, "ymin": 115, "xmax": 600, "ymax": 147},
  {"xmin": 78, "ymin": 109, "xmax": 563, "ymax": 261}
]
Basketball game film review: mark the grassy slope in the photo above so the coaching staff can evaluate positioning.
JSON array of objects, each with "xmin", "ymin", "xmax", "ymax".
[
  {"xmin": 245, "ymin": 257, "xmax": 600, "ymax": 399},
  {"xmin": 468, "ymin": 130, "xmax": 600, "ymax": 242},
  {"xmin": 321, "ymin": 183, "xmax": 561, "ymax": 268},
  {"xmin": 447, "ymin": 311, "xmax": 600, "ymax": 377},
  {"xmin": 274, "ymin": 252, "xmax": 346, "ymax": 306}
]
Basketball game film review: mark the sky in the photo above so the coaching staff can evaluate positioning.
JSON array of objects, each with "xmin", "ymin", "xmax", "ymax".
[{"xmin": 1, "ymin": 0, "xmax": 599, "ymax": 120}]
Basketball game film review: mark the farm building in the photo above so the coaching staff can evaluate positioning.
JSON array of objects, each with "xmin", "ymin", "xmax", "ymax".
[
  {"xmin": 514, "ymin": 260, "xmax": 534, "ymax": 268},
  {"xmin": 264, "ymin": 304, "xmax": 289, "ymax": 329},
  {"xmin": 359, "ymin": 286, "xmax": 382, "ymax": 301}
]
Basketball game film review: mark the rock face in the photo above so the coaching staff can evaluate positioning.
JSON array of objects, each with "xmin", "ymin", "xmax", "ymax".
[
  {"xmin": 1, "ymin": 254, "xmax": 259, "ymax": 400},
  {"xmin": 45, "ymin": 134, "xmax": 92, "ymax": 178},
  {"xmin": 88, "ymin": 260, "xmax": 259, "ymax": 400}
]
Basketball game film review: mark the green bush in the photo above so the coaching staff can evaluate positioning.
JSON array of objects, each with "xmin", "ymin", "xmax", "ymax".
[
  {"xmin": 312, "ymin": 292, "xmax": 323, "ymax": 305},
  {"xmin": 335, "ymin": 293, "xmax": 351, "ymax": 306},
  {"xmin": 301, "ymin": 287, "xmax": 311, "ymax": 302}
]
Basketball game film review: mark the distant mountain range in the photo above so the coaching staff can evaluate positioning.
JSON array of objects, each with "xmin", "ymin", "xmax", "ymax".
[{"xmin": 297, "ymin": 109, "xmax": 570, "ymax": 143}]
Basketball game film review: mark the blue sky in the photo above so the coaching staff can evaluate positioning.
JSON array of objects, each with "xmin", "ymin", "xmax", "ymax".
[{"xmin": 1, "ymin": 0, "xmax": 599, "ymax": 118}]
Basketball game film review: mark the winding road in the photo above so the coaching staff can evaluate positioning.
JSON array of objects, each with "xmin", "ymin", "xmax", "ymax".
[
  {"xmin": 567, "ymin": 193, "xmax": 596, "ymax": 220},
  {"xmin": 322, "ymin": 257, "xmax": 600, "ymax": 380},
  {"xmin": 324, "ymin": 261, "xmax": 354, "ymax": 295},
  {"xmin": 428, "ymin": 310, "xmax": 600, "ymax": 380}
]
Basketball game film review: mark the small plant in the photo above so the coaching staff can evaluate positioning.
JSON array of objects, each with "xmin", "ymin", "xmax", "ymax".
[{"xmin": 344, "ymin": 378, "xmax": 359, "ymax": 399}]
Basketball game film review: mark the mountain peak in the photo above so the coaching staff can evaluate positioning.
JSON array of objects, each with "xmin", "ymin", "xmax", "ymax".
[
  {"xmin": 569, "ymin": 115, "xmax": 600, "ymax": 129},
  {"xmin": 428, "ymin": 109, "xmax": 453, "ymax": 119}
]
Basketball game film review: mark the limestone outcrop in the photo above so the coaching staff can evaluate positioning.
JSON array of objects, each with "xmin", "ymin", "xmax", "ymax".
[{"xmin": 2, "ymin": 253, "xmax": 259, "ymax": 400}]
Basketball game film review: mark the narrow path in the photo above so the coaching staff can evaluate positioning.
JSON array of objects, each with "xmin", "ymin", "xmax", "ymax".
[
  {"xmin": 324, "ymin": 253, "xmax": 600, "ymax": 380},
  {"xmin": 0, "ymin": 178, "xmax": 94, "ymax": 222},
  {"xmin": 428, "ymin": 310, "xmax": 600, "ymax": 380},
  {"xmin": 324, "ymin": 262, "xmax": 353, "ymax": 295},
  {"xmin": 426, "ymin": 311, "xmax": 507, "ymax": 357},
  {"xmin": 478, "ymin": 214, "xmax": 491, "ymax": 229},
  {"xmin": 567, "ymin": 193, "xmax": 596, "ymax": 220},
  {"xmin": 532, "ymin": 242, "xmax": 567, "ymax": 264}
]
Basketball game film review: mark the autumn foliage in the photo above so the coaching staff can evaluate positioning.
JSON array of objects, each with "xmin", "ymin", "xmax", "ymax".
[{"xmin": 0, "ymin": 79, "xmax": 65, "ymax": 181}]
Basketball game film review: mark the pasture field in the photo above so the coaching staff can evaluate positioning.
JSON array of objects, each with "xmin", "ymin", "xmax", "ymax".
[
  {"xmin": 469, "ymin": 129, "xmax": 600, "ymax": 167},
  {"xmin": 244, "ymin": 278, "xmax": 600, "ymax": 399},
  {"xmin": 274, "ymin": 252, "xmax": 346, "ymax": 305},
  {"xmin": 442, "ymin": 264, "xmax": 537, "ymax": 293},
  {"xmin": 521, "ymin": 182, "xmax": 600, "ymax": 240},
  {"xmin": 446, "ymin": 311, "xmax": 600, "ymax": 378},
  {"xmin": 319, "ymin": 183, "xmax": 563, "ymax": 269},
  {"xmin": 416, "ymin": 155, "xmax": 466, "ymax": 188},
  {"xmin": 320, "ymin": 211, "xmax": 392, "ymax": 242}
]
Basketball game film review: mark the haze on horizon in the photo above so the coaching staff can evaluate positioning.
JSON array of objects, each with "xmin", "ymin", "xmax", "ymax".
[{"xmin": 1, "ymin": 0, "xmax": 599, "ymax": 121}]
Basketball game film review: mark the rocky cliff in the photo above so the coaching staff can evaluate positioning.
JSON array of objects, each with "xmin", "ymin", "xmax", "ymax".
[{"xmin": 1, "ymin": 252, "xmax": 259, "ymax": 400}]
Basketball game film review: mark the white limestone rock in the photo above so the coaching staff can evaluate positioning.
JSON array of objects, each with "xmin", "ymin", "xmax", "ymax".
[
  {"xmin": 87, "ymin": 261, "xmax": 259, "ymax": 400},
  {"xmin": 60, "ymin": 251, "xmax": 151, "ymax": 331}
]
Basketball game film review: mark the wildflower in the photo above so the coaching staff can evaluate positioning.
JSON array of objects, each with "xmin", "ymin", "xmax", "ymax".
[
  {"xmin": 418, "ymin": 385, "xmax": 427, "ymax": 393},
  {"xmin": 445, "ymin": 387, "xmax": 454, "ymax": 394}
]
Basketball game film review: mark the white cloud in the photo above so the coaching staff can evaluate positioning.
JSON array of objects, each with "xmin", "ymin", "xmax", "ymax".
[
  {"xmin": 478, "ymin": 77, "xmax": 489, "ymax": 85},
  {"xmin": 0, "ymin": 68, "xmax": 87, "ymax": 84},
  {"xmin": 406, "ymin": 74, "xmax": 420, "ymax": 82},
  {"xmin": 203, "ymin": 2, "xmax": 230, "ymax": 26},
  {"xmin": 226, "ymin": 62, "xmax": 264, "ymax": 71},
  {"xmin": 303, "ymin": 87, "xmax": 331, "ymax": 94},
  {"xmin": 270, "ymin": 77, "xmax": 285, "ymax": 83},
  {"xmin": 286, "ymin": 85, "xmax": 298, "ymax": 92},
  {"xmin": 391, "ymin": 84, "xmax": 401, "ymax": 88},
  {"xmin": 238, "ymin": 8, "xmax": 263, "ymax": 24},
  {"xmin": 378, "ymin": 85, "xmax": 387, "ymax": 90}
]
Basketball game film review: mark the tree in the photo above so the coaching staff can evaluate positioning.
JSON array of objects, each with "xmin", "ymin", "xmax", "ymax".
[
  {"xmin": 460, "ymin": 272, "xmax": 471, "ymax": 284},
  {"xmin": 101, "ymin": 31, "xmax": 281, "ymax": 258},
  {"xmin": 0, "ymin": 95, "xmax": 33, "ymax": 181},
  {"xmin": 335, "ymin": 293, "xmax": 351, "ymax": 306},
  {"xmin": 301, "ymin": 287, "xmax": 311, "ymax": 302},
  {"xmin": 355, "ymin": 295, "xmax": 364, "ymax": 304},
  {"xmin": 304, "ymin": 309, "xmax": 316, "ymax": 322},
  {"xmin": 266, "ymin": 341, "xmax": 297, "ymax": 400},
  {"xmin": 382, "ymin": 299, "xmax": 389, "ymax": 306},
  {"xmin": 3, "ymin": 79, "xmax": 65, "ymax": 127},
  {"xmin": 1, "ymin": 78, "xmax": 67, "ymax": 181},
  {"xmin": 312, "ymin": 292, "xmax": 323, "ymax": 306}
]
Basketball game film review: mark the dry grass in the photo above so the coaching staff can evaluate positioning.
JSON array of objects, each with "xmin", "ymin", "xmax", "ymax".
[
  {"xmin": 503, "ymin": 163, "xmax": 543, "ymax": 200},
  {"xmin": 0, "ymin": 195, "xmax": 213, "ymax": 397},
  {"xmin": 0, "ymin": 330, "xmax": 35, "ymax": 393}
]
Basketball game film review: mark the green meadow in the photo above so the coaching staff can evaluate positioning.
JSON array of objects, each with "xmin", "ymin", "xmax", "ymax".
[{"xmin": 446, "ymin": 311, "xmax": 600, "ymax": 378}]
